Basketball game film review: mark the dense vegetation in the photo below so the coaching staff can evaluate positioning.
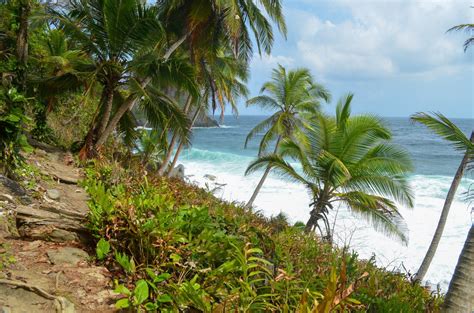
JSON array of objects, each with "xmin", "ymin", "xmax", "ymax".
[{"xmin": 83, "ymin": 161, "xmax": 442, "ymax": 311}]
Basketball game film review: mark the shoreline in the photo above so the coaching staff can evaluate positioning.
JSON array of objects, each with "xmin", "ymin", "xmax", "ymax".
[{"xmin": 179, "ymin": 156, "xmax": 473, "ymax": 292}]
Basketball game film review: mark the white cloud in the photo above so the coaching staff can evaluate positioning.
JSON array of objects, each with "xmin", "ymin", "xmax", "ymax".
[{"xmin": 285, "ymin": 0, "xmax": 472, "ymax": 80}]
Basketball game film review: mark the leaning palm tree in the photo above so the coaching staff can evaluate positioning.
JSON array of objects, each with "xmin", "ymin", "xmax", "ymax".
[
  {"xmin": 411, "ymin": 113, "xmax": 474, "ymax": 283},
  {"xmin": 244, "ymin": 65, "xmax": 330, "ymax": 208},
  {"xmin": 246, "ymin": 94, "xmax": 414, "ymax": 243},
  {"xmin": 95, "ymin": 0, "xmax": 287, "ymax": 151},
  {"xmin": 163, "ymin": 49, "xmax": 250, "ymax": 176}
]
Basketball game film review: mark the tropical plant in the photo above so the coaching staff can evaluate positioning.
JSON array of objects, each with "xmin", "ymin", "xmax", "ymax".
[
  {"xmin": 411, "ymin": 113, "xmax": 474, "ymax": 289},
  {"xmin": 246, "ymin": 94, "xmax": 414, "ymax": 243},
  {"xmin": 0, "ymin": 87, "xmax": 32, "ymax": 178},
  {"xmin": 53, "ymin": 0, "xmax": 196, "ymax": 157},
  {"xmin": 244, "ymin": 65, "xmax": 331, "ymax": 208}
]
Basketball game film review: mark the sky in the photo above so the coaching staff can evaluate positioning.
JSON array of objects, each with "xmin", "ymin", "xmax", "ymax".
[{"xmin": 234, "ymin": 0, "xmax": 474, "ymax": 118}]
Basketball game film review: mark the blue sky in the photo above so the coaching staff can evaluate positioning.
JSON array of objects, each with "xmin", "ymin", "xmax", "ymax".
[{"xmin": 234, "ymin": 0, "xmax": 473, "ymax": 118}]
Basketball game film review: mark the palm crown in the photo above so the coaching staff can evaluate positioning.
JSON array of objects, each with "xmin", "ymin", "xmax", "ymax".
[
  {"xmin": 247, "ymin": 94, "xmax": 414, "ymax": 243},
  {"xmin": 245, "ymin": 65, "xmax": 331, "ymax": 156}
]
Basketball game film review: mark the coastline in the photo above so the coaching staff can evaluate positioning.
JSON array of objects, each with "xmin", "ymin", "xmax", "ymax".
[{"xmin": 179, "ymin": 151, "xmax": 473, "ymax": 292}]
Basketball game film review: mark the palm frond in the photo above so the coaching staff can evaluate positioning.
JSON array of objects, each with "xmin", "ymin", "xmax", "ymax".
[{"xmin": 411, "ymin": 112, "xmax": 473, "ymax": 152}]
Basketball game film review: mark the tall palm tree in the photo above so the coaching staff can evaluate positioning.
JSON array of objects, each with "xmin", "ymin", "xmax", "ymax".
[
  {"xmin": 244, "ymin": 65, "xmax": 330, "ymax": 208},
  {"xmin": 411, "ymin": 113, "xmax": 474, "ymax": 282},
  {"xmin": 164, "ymin": 49, "xmax": 250, "ymax": 176},
  {"xmin": 95, "ymin": 0, "xmax": 287, "ymax": 151},
  {"xmin": 54, "ymin": 0, "xmax": 172, "ymax": 156},
  {"xmin": 246, "ymin": 94, "xmax": 414, "ymax": 242}
]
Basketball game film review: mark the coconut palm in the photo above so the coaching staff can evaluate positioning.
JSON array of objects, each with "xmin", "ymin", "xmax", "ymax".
[
  {"xmin": 162, "ymin": 49, "xmax": 250, "ymax": 176},
  {"xmin": 95, "ymin": 0, "xmax": 287, "ymax": 151},
  {"xmin": 246, "ymin": 94, "xmax": 414, "ymax": 243},
  {"xmin": 411, "ymin": 113, "xmax": 474, "ymax": 283},
  {"xmin": 244, "ymin": 65, "xmax": 330, "ymax": 208}
]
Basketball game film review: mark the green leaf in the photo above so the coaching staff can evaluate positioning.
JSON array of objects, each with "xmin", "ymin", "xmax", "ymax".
[
  {"xmin": 157, "ymin": 294, "xmax": 173, "ymax": 303},
  {"xmin": 154, "ymin": 273, "xmax": 171, "ymax": 283},
  {"xmin": 96, "ymin": 238, "xmax": 110, "ymax": 260},
  {"xmin": 133, "ymin": 279, "xmax": 149, "ymax": 305},
  {"xmin": 115, "ymin": 298, "xmax": 131, "ymax": 309},
  {"xmin": 114, "ymin": 284, "xmax": 131, "ymax": 296}
]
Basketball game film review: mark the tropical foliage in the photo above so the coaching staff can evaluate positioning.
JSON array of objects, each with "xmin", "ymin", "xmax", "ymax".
[
  {"xmin": 247, "ymin": 94, "xmax": 414, "ymax": 243},
  {"xmin": 83, "ymin": 161, "xmax": 441, "ymax": 312}
]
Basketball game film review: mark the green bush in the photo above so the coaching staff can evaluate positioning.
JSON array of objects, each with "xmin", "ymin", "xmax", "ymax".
[{"xmin": 0, "ymin": 87, "xmax": 32, "ymax": 177}]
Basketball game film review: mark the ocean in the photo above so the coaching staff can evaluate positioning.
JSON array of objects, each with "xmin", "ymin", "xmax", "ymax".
[{"xmin": 178, "ymin": 116, "xmax": 474, "ymax": 291}]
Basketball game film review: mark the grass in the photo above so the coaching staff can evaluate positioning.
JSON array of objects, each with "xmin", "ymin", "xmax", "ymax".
[{"xmin": 82, "ymin": 161, "xmax": 443, "ymax": 312}]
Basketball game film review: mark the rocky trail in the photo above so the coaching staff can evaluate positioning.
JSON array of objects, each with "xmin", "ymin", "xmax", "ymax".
[{"xmin": 0, "ymin": 145, "xmax": 116, "ymax": 313}]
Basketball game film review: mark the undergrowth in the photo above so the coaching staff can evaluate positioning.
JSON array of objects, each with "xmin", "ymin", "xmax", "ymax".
[{"xmin": 82, "ymin": 162, "xmax": 442, "ymax": 312}]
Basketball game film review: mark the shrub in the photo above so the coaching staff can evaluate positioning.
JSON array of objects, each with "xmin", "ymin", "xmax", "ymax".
[{"xmin": 83, "ymin": 163, "xmax": 442, "ymax": 312}]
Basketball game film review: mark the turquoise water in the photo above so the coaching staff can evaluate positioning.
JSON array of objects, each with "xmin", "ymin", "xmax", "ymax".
[{"xmin": 177, "ymin": 116, "xmax": 473, "ymax": 290}]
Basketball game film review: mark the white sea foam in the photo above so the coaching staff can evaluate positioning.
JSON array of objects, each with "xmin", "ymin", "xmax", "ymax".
[{"xmin": 180, "ymin": 148, "xmax": 473, "ymax": 292}]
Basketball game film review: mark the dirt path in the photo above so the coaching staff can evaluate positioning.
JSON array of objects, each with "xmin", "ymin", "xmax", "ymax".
[{"xmin": 0, "ymin": 147, "xmax": 116, "ymax": 312}]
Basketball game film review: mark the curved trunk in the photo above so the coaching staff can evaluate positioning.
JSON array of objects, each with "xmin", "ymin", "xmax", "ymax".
[
  {"xmin": 443, "ymin": 224, "xmax": 474, "ymax": 312},
  {"xmin": 96, "ymin": 87, "xmax": 114, "ymax": 139},
  {"xmin": 246, "ymin": 136, "xmax": 282, "ymax": 208},
  {"xmin": 166, "ymin": 103, "xmax": 202, "ymax": 177},
  {"xmin": 158, "ymin": 95, "xmax": 192, "ymax": 176},
  {"xmin": 415, "ymin": 132, "xmax": 474, "ymax": 281}
]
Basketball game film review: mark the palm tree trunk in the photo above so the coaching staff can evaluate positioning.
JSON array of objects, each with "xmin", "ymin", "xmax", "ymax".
[
  {"xmin": 96, "ymin": 88, "xmax": 114, "ymax": 139},
  {"xmin": 95, "ymin": 78, "xmax": 151, "ymax": 148},
  {"xmin": 158, "ymin": 95, "xmax": 192, "ymax": 176},
  {"xmin": 415, "ymin": 132, "xmax": 474, "ymax": 281},
  {"xmin": 166, "ymin": 103, "xmax": 202, "ymax": 177},
  {"xmin": 15, "ymin": 0, "xmax": 30, "ymax": 92},
  {"xmin": 443, "ymin": 224, "xmax": 474, "ymax": 312},
  {"xmin": 246, "ymin": 136, "xmax": 282, "ymax": 208}
]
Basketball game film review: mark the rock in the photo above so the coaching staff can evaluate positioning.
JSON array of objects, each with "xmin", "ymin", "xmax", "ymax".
[
  {"xmin": 192, "ymin": 112, "xmax": 220, "ymax": 128},
  {"xmin": 169, "ymin": 164, "xmax": 185, "ymax": 180},
  {"xmin": 0, "ymin": 306, "xmax": 12, "ymax": 313},
  {"xmin": 0, "ymin": 194, "xmax": 14, "ymax": 204},
  {"xmin": 34, "ymin": 149, "xmax": 48, "ymax": 157},
  {"xmin": 0, "ymin": 175, "xmax": 31, "ymax": 205},
  {"xmin": 47, "ymin": 247, "xmax": 89, "ymax": 265},
  {"xmin": 204, "ymin": 174, "xmax": 217, "ymax": 181},
  {"xmin": 46, "ymin": 189, "xmax": 60, "ymax": 201}
]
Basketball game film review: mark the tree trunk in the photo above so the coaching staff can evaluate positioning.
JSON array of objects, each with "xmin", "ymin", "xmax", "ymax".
[
  {"xmin": 158, "ymin": 95, "xmax": 192, "ymax": 176},
  {"xmin": 15, "ymin": 0, "xmax": 30, "ymax": 92},
  {"xmin": 415, "ymin": 132, "xmax": 474, "ymax": 281},
  {"xmin": 245, "ymin": 136, "xmax": 282, "ymax": 208},
  {"xmin": 96, "ymin": 87, "xmax": 114, "ymax": 139},
  {"xmin": 166, "ymin": 104, "xmax": 202, "ymax": 177},
  {"xmin": 443, "ymin": 224, "xmax": 474, "ymax": 312}
]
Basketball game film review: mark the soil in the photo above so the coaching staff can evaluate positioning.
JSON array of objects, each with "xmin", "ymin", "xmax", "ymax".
[{"xmin": 0, "ymin": 147, "xmax": 117, "ymax": 312}]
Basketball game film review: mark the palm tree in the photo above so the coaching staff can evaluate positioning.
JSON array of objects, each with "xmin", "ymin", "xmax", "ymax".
[
  {"xmin": 54, "ymin": 0, "xmax": 172, "ymax": 156},
  {"xmin": 244, "ymin": 65, "xmax": 330, "ymax": 208},
  {"xmin": 246, "ymin": 94, "xmax": 414, "ymax": 242},
  {"xmin": 95, "ymin": 0, "xmax": 287, "ymax": 151},
  {"xmin": 164, "ymin": 49, "xmax": 250, "ymax": 176},
  {"xmin": 411, "ymin": 113, "xmax": 474, "ymax": 282}
]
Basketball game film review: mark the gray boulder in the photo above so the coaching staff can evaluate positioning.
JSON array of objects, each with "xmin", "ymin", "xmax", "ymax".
[{"xmin": 169, "ymin": 164, "xmax": 185, "ymax": 180}]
